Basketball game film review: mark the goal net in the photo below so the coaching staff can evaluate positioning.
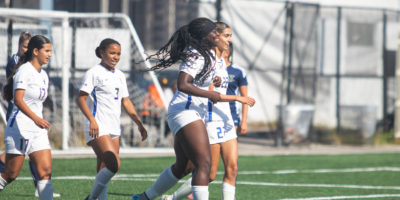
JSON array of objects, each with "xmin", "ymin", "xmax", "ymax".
[{"xmin": 0, "ymin": 8, "xmax": 169, "ymax": 150}]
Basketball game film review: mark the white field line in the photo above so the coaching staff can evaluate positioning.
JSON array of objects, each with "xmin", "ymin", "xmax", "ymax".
[
  {"xmin": 278, "ymin": 194, "xmax": 400, "ymax": 200},
  {"xmin": 15, "ymin": 177, "xmax": 400, "ymax": 191},
  {"xmin": 236, "ymin": 167, "xmax": 400, "ymax": 175}
]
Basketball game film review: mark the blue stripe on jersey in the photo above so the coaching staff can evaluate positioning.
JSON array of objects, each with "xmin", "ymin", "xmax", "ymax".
[
  {"xmin": 9, "ymin": 108, "xmax": 19, "ymax": 127},
  {"xmin": 92, "ymin": 90, "xmax": 97, "ymax": 116},
  {"xmin": 208, "ymin": 100, "xmax": 213, "ymax": 121},
  {"xmin": 185, "ymin": 95, "xmax": 192, "ymax": 110}
]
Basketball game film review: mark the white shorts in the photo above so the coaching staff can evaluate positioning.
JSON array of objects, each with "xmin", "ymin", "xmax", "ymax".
[
  {"xmin": 206, "ymin": 120, "xmax": 237, "ymax": 145},
  {"xmin": 167, "ymin": 109, "xmax": 206, "ymax": 135},
  {"xmin": 84, "ymin": 131, "xmax": 120, "ymax": 144},
  {"xmin": 4, "ymin": 127, "xmax": 50, "ymax": 155}
]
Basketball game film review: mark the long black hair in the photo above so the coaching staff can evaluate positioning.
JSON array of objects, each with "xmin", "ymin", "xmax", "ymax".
[
  {"xmin": 148, "ymin": 17, "xmax": 217, "ymax": 85},
  {"xmin": 2, "ymin": 35, "xmax": 51, "ymax": 101}
]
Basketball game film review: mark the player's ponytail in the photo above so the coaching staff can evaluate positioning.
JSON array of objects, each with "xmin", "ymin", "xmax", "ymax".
[{"xmin": 2, "ymin": 35, "xmax": 50, "ymax": 102}]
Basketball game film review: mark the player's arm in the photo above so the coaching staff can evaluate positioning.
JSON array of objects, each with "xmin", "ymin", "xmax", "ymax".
[
  {"xmin": 178, "ymin": 71, "xmax": 220, "ymax": 103},
  {"xmin": 239, "ymin": 85, "xmax": 249, "ymax": 135},
  {"xmin": 218, "ymin": 93, "xmax": 255, "ymax": 107},
  {"xmin": 122, "ymin": 97, "xmax": 148, "ymax": 141},
  {"xmin": 14, "ymin": 89, "xmax": 50, "ymax": 129},
  {"xmin": 77, "ymin": 90, "xmax": 99, "ymax": 138}
]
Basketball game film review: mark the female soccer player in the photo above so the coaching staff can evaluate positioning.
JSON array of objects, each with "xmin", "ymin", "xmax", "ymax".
[
  {"xmin": 78, "ymin": 38, "xmax": 147, "ymax": 200},
  {"xmin": 132, "ymin": 18, "xmax": 255, "ymax": 200},
  {"xmin": 0, "ymin": 35, "xmax": 54, "ymax": 200},
  {"xmin": 161, "ymin": 22, "xmax": 247, "ymax": 200}
]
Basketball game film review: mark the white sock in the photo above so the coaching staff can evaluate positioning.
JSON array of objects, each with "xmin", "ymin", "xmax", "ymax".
[
  {"xmin": 222, "ymin": 182, "xmax": 236, "ymax": 200},
  {"xmin": 89, "ymin": 168, "xmax": 115, "ymax": 199},
  {"xmin": 37, "ymin": 179, "xmax": 54, "ymax": 200},
  {"xmin": 192, "ymin": 185, "xmax": 208, "ymax": 200},
  {"xmin": 0, "ymin": 175, "xmax": 8, "ymax": 191},
  {"xmin": 173, "ymin": 177, "xmax": 192, "ymax": 200},
  {"xmin": 98, "ymin": 183, "xmax": 108, "ymax": 200},
  {"xmin": 145, "ymin": 167, "xmax": 179, "ymax": 199}
]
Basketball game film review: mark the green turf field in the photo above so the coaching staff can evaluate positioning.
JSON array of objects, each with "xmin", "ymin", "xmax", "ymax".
[{"xmin": 0, "ymin": 153, "xmax": 400, "ymax": 199}]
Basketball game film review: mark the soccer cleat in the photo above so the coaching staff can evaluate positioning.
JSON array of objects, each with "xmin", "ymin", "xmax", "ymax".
[
  {"xmin": 161, "ymin": 195, "xmax": 173, "ymax": 200},
  {"xmin": 131, "ymin": 194, "xmax": 141, "ymax": 200},
  {"xmin": 187, "ymin": 193, "xmax": 193, "ymax": 199}
]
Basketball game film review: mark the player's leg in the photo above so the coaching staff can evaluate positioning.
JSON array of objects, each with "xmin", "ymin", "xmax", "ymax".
[
  {"xmin": 97, "ymin": 136, "xmax": 120, "ymax": 200},
  {"xmin": 29, "ymin": 149, "xmax": 54, "ymax": 200},
  {"xmin": 177, "ymin": 120, "xmax": 211, "ymax": 200},
  {"xmin": 209, "ymin": 143, "xmax": 221, "ymax": 182},
  {"xmin": 220, "ymin": 139, "xmax": 238, "ymax": 200},
  {"xmin": 87, "ymin": 135, "xmax": 120, "ymax": 200},
  {"xmin": 140, "ymin": 132, "xmax": 194, "ymax": 200},
  {"xmin": 0, "ymin": 154, "xmax": 25, "ymax": 190}
]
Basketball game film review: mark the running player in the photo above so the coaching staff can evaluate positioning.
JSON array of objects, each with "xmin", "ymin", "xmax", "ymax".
[
  {"xmin": 161, "ymin": 22, "xmax": 246, "ymax": 200},
  {"xmin": 78, "ymin": 38, "xmax": 147, "ymax": 200},
  {"xmin": 132, "ymin": 18, "xmax": 255, "ymax": 200},
  {"xmin": 0, "ymin": 35, "xmax": 54, "ymax": 200}
]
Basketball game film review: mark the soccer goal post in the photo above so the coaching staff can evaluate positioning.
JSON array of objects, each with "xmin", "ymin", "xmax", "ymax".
[{"xmin": 0, "ymin": 8, "xmax": 168, "ymax": 150}]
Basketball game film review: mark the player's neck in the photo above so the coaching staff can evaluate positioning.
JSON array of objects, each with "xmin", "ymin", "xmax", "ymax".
[
  {"xmin": 100, "ymin": 62, "xmax": 115, "ymax": 72},
  {"xmin": 29, "ymin": 59, "xmax": 42, "ymax": 72}
]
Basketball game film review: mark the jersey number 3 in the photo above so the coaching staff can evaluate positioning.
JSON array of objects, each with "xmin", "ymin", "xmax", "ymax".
[{"xmin": 114, "ymin": 88, "xmax": 119, "ymax": 100}]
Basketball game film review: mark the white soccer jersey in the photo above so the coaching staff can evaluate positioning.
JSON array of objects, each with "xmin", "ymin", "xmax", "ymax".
[
  {"xmin": 80, "ymin": 64, "xmax": 129, "ymax": 136},
  {"xmin": 168, "ymin": 49, "xmax": 217, "ymax": 113},
  {"xmin": 206, "ymin": 58, "xmax": 237, "ymax": 144},
  {"xmin": 7, "ymin": 62, "xmax": 49, "ymax": 132},
  {"xmin": 167, "ymin": 49, "xmax": 218, "ymax": 134}
]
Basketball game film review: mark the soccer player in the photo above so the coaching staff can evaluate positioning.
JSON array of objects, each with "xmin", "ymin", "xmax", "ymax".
[
  {"xmin": 78, "ymin": 38, "xmax": 147, "ymax": 200},
  {"xmin": 0, "ymin": 31, "xmax": 60, "ymax": 198},
  {"xmin": 161, "ymin": 22, "xmax": 250, "ymax": 200},
  {"xmin": 0, "ymin": 35, "xmax": 54, "ymax": 200},
  {"xmin": 132, "ymin": 18, "xmax": 255, "ymax": 200}
]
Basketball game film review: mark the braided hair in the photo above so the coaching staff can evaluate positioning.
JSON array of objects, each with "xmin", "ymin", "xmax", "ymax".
[
  {"xmin": 148, "ymin": 18, "xmax": 217, "ymax": 85},
  {"xmin": 2, "ymin": 35, "xmax": 51, "ymax": 101}
]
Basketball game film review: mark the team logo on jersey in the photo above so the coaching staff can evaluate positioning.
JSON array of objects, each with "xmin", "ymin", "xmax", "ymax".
[{"xmin": 229, "ymin": 74, "xmax": 235, "ymax": 82}]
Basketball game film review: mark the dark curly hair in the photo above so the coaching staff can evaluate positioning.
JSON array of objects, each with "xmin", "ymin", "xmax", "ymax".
[{"xmin": 147, "ymin": 17, "xmax": 217, "ymax": 85}]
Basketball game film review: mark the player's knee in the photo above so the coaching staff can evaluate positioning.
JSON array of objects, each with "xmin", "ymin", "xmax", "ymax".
[
  {"xmin": 103, "ymin": 152, "xmax": 120, "ymax": 173},
  {"xmin": 225, "ymin": 164, "xmax": 238, "ymax": 179},
  {"xmin": 37, "ymin": 166, "xmax": 52, "ymax": 180}
]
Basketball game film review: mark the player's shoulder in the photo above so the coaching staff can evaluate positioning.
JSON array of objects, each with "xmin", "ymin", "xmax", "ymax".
[{"xmin": 230, "ymin": 63, "xmax": 246, "ymax": 73}]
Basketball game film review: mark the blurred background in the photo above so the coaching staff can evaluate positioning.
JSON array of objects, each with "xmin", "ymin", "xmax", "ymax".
[{"xmin": 1, "ymin": 0, "xmax": 400, "ymax": 150}]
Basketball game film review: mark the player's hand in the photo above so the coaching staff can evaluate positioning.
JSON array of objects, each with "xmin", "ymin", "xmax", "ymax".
[
  {"xmin": 89, "ymin": 118, "xmax": 99, "ymax": 138},
  {"xmin": 240, "ymin": 122, "xmax": 248, "ymax": 135},
  {"xmin": 238, "ymin": 96, "xmax": 255, "ymax": 107},
  {"xmin": 34, "ymin": 117, "xmax": 50, "ymax": 129},
  {"xmin": 209, "ymin": 91, "xmax": 221, "ymax": 104},
  {"xmin": 213, "ymin": 76, "xmax": 222, "ymax": 87},
  {"xmin": 138, "ymin": 124, "xmax": 148, "ymax": 141}
]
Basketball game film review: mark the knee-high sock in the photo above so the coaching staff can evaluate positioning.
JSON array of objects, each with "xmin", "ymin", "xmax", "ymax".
[
  {"xmin": 173, "ymin": 177, "xmax": 192, "ymax": 200},
  {"xmin": 37, "ymin": 179, "xmax": 53, "ymax": 200},
  {"xmin": 145, "ymin": 167, "xmax": 179, "ymax": 199},
  {"xmin": 222, "ymin": 182, "xmax": 235, "ymax": 200},
  {"xmin": 98, "ymin": 183, "xmax": 108, "ymax": 200},
  {"xmin": 29, "ymin": 160, "xmax": 39, "ymax": 188},
  {"xmin": 0, "ymin": 175, "xmax": 8, "ymax": 191},
  {"xmin": 0, "ymin": 159, "xmax": 5, "ymax": 173},
  {"xmin": 89, "ymin": 168, "xmax": 115, "ymax": 200},
  {"xmin": 192, "ymin": 185, "xmax": 208, "ymax": 200}
]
